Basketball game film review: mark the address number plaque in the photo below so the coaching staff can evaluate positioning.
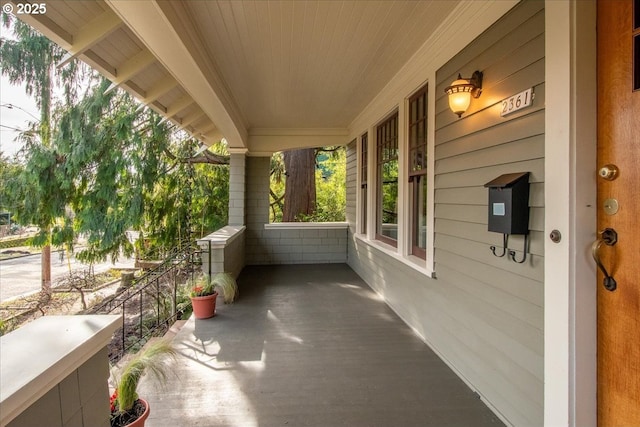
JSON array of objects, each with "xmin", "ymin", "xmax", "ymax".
[{"xmin": 500, "ymin": 88, "xmax": 534, "ymax": 117}]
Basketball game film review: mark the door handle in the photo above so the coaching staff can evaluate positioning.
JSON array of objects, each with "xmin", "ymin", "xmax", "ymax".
[{"xmin": 591, "ymin": 228, "xmax": 618, "ymax": 291}]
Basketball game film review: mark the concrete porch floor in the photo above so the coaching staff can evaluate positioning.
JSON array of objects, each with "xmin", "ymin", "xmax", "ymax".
[{"xmin": 140, "ymin": 264, "xmax": 504, "ymax": 427}]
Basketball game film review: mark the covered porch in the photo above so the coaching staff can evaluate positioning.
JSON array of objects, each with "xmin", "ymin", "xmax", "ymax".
[
  {"xmin": 4, "ymin": 0, "xmax": 611, "ymax": 425},
  {"xmin": 140, "ymin": 264, "xmax": 503, "ymax": 427}
]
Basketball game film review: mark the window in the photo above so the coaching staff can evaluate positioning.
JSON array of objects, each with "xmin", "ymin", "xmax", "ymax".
[
  {"xmin": 408, "ymin": 85, "xmax": 428, "ymax": 259},
  {"xmin": 376, "ymin": 112, "xmax": 398, "ymax": 246},
  {"xmin": 360, "ymin": 133, "xmax": 368, "ymax": 234}
]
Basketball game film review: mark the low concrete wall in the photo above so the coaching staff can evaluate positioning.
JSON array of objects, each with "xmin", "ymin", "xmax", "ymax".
[
  {"xmin": 197, "ymin": 225, "xmax": 246, "ymax": 279},
  {"xmin": 248, "ymin": 222, "xmax": 348, "ymax": 265},
  {"xmin": 1, "ymin": 315, "xmax": 120, "ymax": 427}
]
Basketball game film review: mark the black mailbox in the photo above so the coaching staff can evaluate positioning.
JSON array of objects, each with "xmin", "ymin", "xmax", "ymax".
[{"xmin": 484, "ymin": 172, "xmax": 530, "ymax": 235}]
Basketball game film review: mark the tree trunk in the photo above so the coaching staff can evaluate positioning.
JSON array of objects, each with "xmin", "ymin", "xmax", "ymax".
[
  {"xmin": 41, "ymin": 245, "xmax": 51, "ymax": 295},
  {"xmin": 283, "ymin": 148, "xmax": 316, "ymax": 221}
]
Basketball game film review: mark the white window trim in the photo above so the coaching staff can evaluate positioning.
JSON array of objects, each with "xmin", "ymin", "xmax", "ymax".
[
  {"xmin": 425, "ymin": 73, "xmax": 436, "ymax": 274},
  {"xmin": 355, "ymin": 78, "xmax": 436, "ymax": 276},
  {"xmin": 354, "ymin": 233, "xmax": 435, "ymax": 278},
  {"xmin": 356, "ymin": 133, "xmax": 367, "ymax": 236}
]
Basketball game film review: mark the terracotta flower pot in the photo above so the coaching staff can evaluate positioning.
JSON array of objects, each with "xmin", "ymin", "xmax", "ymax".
[
  {"xmin": 119, "ymin": 398, "xmax": 149, "ymax": 427},
  {"xmin": 190, "ymin": 292, "xmax": 218, "ymax": 319}
]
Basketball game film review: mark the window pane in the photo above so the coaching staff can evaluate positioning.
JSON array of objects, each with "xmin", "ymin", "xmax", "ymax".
[
  {"xmin": 418, "ymin": 176, "xmax": 427, "ymax": 249},
  {"xmin": 361, "ymin": 133, "xmax": 368, "ymax": 234},
  {"xmin": 380, "ymin": 159, "xmax": 398, "ymax": 239},
  {"xmin": 410, "ymin": 125, "xmax": 417, "ymax": 149},
  {"xmin": 376, "ymin": 112, "xmax": 399, "ymax": 244},
  {"xmin": 408, "ymin": 84, "xmax": 428, "ymax": 258}
]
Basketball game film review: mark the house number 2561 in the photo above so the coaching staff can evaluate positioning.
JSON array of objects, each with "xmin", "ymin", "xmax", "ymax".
[{"xmin": 500, "ymin": 88, "xmax": 534, "ymax": 117}]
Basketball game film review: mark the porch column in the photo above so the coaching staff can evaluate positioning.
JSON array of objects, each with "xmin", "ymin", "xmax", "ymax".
[{"xmin": 228, "ymin": 149, "xmax": 247, "ymax": 226}]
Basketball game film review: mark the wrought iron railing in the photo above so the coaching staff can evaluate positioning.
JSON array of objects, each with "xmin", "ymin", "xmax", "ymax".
[{"xmin": 87, "ymin": 240, "xmax": 202, "ymax": 362}]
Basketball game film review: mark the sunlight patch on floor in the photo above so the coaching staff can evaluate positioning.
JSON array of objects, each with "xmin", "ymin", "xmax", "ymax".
[{"xmin": 267, "ymin": 309, "xmax": 304, "ymax": 344}]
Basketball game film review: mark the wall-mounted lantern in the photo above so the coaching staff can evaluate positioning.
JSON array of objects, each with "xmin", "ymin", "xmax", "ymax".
[{"xmin": 444, "ymin": 70, "xmax": 483, "ymax": 118}]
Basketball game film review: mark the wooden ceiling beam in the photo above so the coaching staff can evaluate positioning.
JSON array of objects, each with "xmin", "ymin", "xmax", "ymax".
[
  {"xmin": 165, "ymin": 96, "xmax": 194, "ymax": 117},
  {"xmin": 105, "ymin": 0, "xmax": 248, "ymax": 147},
  {"xmin": 140, "ymin": 75, "xmax": 178, "ymax": 105},
  {"xmin": 180, "ymin": 110, "xmax": 205, "ymax": 127},
  {"xmin": 104, "ymin": 50, "xmax": 155, "ymax": 94},
  {"xmin": 8, "ymin": 1, "xmax": 73, "ymax": 47},
  {"xmin": 57, "ymin": 10, "xmax": 123, "ymax": 68},
  {"xmin": 197, "ymin": 121, "xmax": 217, "ymax": 134}
]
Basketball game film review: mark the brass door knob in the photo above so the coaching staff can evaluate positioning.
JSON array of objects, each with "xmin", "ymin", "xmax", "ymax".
[{"xmin": 598, "ymin": 164, "xmax": 619, "ymax": 181}]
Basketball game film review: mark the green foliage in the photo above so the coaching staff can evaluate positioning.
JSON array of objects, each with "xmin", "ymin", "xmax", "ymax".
[
  {"xmin": 269, "ymin": 146, "xmax": 346, "ymax": 222},
  {"xmin": 0, "ymin": 154, "xmax": 25, "ymax": 217},
  {"xmin": 175, "ymin": 283, "xmax": 194, "ymax": 319},
  {"xmin": 312, "ymin": 147, "xmax": 346, "ymax": 222},
  {"xmin": 380, "ymin": 159, "xmax": 398, "ymax": 225},
  {"xmin": 2, "ymin": 17, "xmax": 230, "ymax": 266},
  {"xmin": 269, "ymin": 152, "xmax": 285, "ymax": 222},
  {"xmin": 112, "ymin": 339, "xmax": 176, "ymax": 413}
]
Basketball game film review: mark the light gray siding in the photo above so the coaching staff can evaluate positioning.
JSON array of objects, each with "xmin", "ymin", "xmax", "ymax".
[
  {"xmin": 348, "ymin": 1, "xmax": 544, "ymax": 426},
  {"xmin": 245, "ymin": 157, "xmax": 348, "ymax": 265},
  {"xmin": 7, "ymin": 349, "xmax": 111, "ymax": 427}
]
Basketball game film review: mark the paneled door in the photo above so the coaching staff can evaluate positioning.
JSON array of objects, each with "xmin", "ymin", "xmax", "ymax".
[{"xmin": 596, "ymin": 0, "xmax": 640, "ymax": 425}]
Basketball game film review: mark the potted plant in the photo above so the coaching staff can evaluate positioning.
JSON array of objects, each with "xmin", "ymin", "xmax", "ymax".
[
  {"xmin": 110, "ymin": 339, "xmax": 177, "ymax": 427},
  {"xmin": 189, "ymin": 275, "xmax": 218, "ymax": 319}
]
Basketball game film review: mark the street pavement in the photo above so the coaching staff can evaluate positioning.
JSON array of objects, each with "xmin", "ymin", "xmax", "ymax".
[{"xmin": 0, "ymin": 251, "xmax": 134, "ymax": 302}]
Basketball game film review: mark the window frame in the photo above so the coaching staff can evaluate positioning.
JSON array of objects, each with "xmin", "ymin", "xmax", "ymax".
[
  {"xmin": 375, "ymin": 111, "xmax": 399, "ymax": 247},
  {"xmin": 360, "ymin": 132, "xmax": 368, "ymax": 235},
  {"xmin": 408, "ymin": 84, "xmax": 428, "ymax": 259}
]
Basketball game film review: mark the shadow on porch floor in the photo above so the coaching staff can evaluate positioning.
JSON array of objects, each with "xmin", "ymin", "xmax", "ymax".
[{"xmin": 140, "ymin": 264, "xmax": 504, "ymax": 427}]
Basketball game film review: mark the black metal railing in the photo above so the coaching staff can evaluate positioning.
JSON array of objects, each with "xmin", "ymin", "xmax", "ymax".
[{"xmin": 87, "ymin": 240, "xmax": 202, "ymax": 362}]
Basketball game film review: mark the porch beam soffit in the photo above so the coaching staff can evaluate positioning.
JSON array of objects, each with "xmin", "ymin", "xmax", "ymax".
[
  {"xmin": 140, "ymin": 75, "xmax": 178, "ymax": 105},
  {"xmin": 104, "ymin": 0, "xmax": 248, "ymax": 149},
  {"xmin": 104, "ymin": 50, "xmax": 155, "ymax": 95},
  {"xmin": 180, "ymin": 110, "xmax": 206, "ymax": 128},
  {"xmin": 247, "ymin": 128, "xmax": 350, "ymax": 154},
  {"xmin": 57, "ymin": 10, "xmax": 123, "ymax": 68},
  {"xmin": 165, "ymin": 96, "xmax": 194, "ymax": 118},
  {"xmin": 8, "ymin": 1, "xmax": 73, "ymax": 48}
]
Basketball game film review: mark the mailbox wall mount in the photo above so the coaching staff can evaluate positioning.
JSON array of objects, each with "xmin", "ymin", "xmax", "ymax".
[{"xmin": 484, "ymin": 172, "xmax": 530, "ymax": 263}]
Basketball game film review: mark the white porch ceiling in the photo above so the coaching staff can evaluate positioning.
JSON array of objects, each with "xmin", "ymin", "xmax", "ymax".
[{"xmin": 13, "ymin": 0, "xmax": 460, "ymax": 152}]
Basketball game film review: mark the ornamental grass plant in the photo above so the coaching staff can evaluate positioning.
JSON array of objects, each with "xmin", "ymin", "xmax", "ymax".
[
  {"xmin": 212, "ymin": 272, "xmax": 238, "ymax": 304},
  {"xmin": 110, "ymin": 339, "xmax": 177, "ymax": 427}
]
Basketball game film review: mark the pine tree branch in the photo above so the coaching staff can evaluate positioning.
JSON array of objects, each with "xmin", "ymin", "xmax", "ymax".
[
  {"xmin": 185, "ymin": 150, "xmax": 229, "ymax": 165},
  {"xmin": 163, "ymin": 147, "xmax": 228, "ymax": 165}
]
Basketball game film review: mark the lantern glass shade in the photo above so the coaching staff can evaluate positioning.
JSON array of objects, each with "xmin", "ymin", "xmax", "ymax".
[
  {"xmin": 447, "ymin": 78, "xmax": 473, "ymax": 117},
  {"xmin": 444, "ymin": 71, "xmax": 483, "ymax": 118}
]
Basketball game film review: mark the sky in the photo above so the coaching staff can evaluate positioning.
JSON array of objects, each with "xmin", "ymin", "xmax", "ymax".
[{"xmin": 0, "ymin": 74, "xmax": 39, "ymax": 158}]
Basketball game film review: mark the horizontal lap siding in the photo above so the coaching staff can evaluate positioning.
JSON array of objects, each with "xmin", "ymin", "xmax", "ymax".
[
  {"xmin": 434, "ymin": 1, "xmax": 544, "ymax": 425},
  {"xmin": 348, "ymin": 1, "xmax": 544, "ymax": 426}
]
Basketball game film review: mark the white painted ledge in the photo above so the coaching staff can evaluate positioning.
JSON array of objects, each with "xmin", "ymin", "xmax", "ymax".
[
  {"xmin": 354, "ymin": 234, "xmax": 435, "ymax": 278},
  {"xmin": 265, "ymin": 222, "xmax": 348, "ymax": 230},
  {"xmin": 197, "ymin": 225, "xmax": 246, "ymax": 249},
  {"xmin": 0, "ymin": 315, "xmax": 120, "ymax": 426}
]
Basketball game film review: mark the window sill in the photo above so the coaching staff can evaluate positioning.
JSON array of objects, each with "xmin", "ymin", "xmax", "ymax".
[{"xmin": 354, "ymin": 234, "xmax": 435, "ymax": 278}]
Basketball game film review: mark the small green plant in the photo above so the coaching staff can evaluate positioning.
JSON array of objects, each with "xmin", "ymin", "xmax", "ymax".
[
  {"xmin": 110, "ymin": 339, "xmax": 176, "ymax": 423},
  {"xmin": 175, "ymin": 283, "xmax": 194, "ymax": 319},
  {"xmin": 188, "ymin": 274, "xmax": 215, "ymax": 297},
  {"xmin": 212, "ymin": 272, "xmax": 238, "ymax": 304}
]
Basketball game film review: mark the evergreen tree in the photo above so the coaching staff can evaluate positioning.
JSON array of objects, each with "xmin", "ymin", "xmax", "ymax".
[{"xmin": 0, "ymin": 15, "xmax": 82, "ymax": 294}]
